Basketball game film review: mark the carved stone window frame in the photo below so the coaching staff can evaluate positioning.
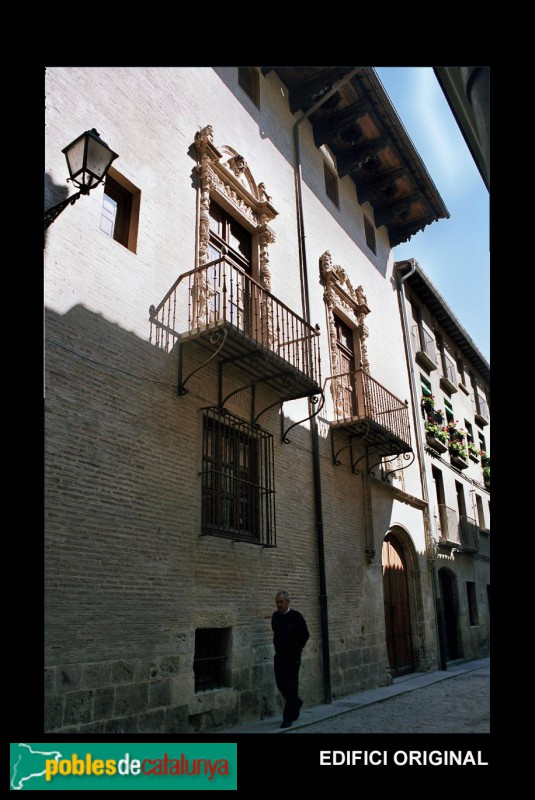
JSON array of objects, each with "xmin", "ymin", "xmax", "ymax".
[
  {"xmin": 319, "ymin": 250, "xmax": 371, "ymax": 376},
  {"xmin": 194, "ymin": 124, "xmax": 277, "ymax": 291}
]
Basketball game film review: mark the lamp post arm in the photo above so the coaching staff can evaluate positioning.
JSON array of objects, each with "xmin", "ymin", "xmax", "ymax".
[{"xmin": 44, "ymin": 189, "xmax": 84, "ymax": 229}]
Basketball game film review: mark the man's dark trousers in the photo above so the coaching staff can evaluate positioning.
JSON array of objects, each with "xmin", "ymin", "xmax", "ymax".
[{"xmin": 274, "ymin": 654, "xmax": 302, "ymax": 723}]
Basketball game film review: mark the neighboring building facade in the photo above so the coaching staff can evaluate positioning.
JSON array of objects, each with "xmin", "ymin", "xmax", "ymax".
[
  {"xmin": 44, "ymin": 67, "xmax": 469, "ymax": 735},
  {"xmin": 395, "ymin": 259, "xmax": 490, "ymax": 664}
]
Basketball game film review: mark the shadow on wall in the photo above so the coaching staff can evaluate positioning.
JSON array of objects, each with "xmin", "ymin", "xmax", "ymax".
[
  {"xmin": 212, "ymin": 67, "xmax": 388, "ymax": 279},
  {"xmin": 44, "ymin": 303, "xmax": 197, "ymax": 666},
  {"xmin": 44, "ymin": 172, "xmax": 70, "ymax": 248},
  {"xmin": 44, "ymin": 303, "xmax": 314, "ymax": 732}
]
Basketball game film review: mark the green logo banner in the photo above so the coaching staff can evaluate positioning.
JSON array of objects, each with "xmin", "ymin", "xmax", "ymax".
[{"xmin": 10, "ymin": 742, "xmax": 237, "ymax": 791}]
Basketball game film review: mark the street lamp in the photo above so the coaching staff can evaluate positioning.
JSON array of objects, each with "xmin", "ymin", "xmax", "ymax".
[{"xmin": 44, "ymin": 128, "xmax": 119, "ymax": 229}]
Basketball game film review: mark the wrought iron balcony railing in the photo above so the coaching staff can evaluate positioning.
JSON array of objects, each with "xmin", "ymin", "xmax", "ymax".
[
  {"xmin": 326, "ymin": 368, "xmax": 412, "ymax": 452},
  {"xmin": 440, "ymin": 350, "xmax": 457, "ymax": 393},
  {"xmin": 149, "ymin": 255, "xmax": 321, "ymax": 390},
  {"xmin": 412, "ymin": 325, "xmax": 437, "ymax": 371},
  {"xmin": 473, "ymin": 392, "xmax": 490, "ymax": 425}
]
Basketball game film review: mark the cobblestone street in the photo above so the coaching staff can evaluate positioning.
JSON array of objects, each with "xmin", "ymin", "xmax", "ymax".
[{"xmin": 289, "ymin": 666, "xmax": 490, "ymax": 734}]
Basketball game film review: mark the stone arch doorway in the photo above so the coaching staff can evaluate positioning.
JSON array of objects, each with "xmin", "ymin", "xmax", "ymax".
[
  {"xmin": 438, "ymin": 567, "xmax": 463, "ymax": 661},
  {"xmin": 382, "ymin": 532, "xmax": 415, "ymax": 677}
]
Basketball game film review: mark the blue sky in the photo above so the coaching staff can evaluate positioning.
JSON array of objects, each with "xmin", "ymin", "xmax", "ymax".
[{"xmin": 374, "ymin": 67, "xmax": 490, "ymax": 363}]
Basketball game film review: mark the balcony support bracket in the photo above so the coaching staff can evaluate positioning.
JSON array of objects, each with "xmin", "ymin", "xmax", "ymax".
[
  {"xmin": 381, "ymin": 449, "xmax": 416, "ymax": 482},
  {"xmin": 282, "ymin": 391, "xmax": 325, "ymax": 444},
  {"xmin": 218, "ymin": 350, "xmax": 270, "ymax": 409},
  {"xmin": 331, "ymin": 430, "xmax": 353, "ymax": 466},
  {"xmin": 177, "ymin": 328, "xmax": 229, "ymax": 396}
]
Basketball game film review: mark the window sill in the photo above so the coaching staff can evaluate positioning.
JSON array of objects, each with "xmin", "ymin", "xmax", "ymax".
[
  {"xmin": 458, "ymin": 382, "xmax": 470, "ymax": 395},
  {"xmin": 425, "ymin": 434, "xmax": 448, "ymax": 454},
  {"xmin": 438, "ymin": 537, "xmax": 461, "ymax": 548},
  {"xmin": 440, "ymin": 375, "xmax": 458, "ymax": 394},
  {"xmin": 201, "ymin": 528, "xmax": 270, "ymax": 547},
  {"xmin": 415, "ymin": 350, "xmax": 437, "ymax": 372}
]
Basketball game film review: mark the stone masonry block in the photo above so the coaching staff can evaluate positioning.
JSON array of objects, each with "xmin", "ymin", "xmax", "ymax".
[
  {"xmin": 149, "ymin": 679, "xmax": 172, "ymax": 709},
  {"xmin": 79, "ymin": 721, "xmax": 106, "ymax": 733},
  {"xmin": 44, "ymin": 667, "xmax": 55, "ymax": 694},
  {"xmin": 171, "ymin": 675, "xmax": 194, "ymax": 705},
  {"xmin": 112, "ymin": 660, "xmax": 137, "ymax": 685},
  {"xmin": 211, "ymin": 706, "xmax": 239, "ymax": 728},
  {"xmin": 64, "ymin": 690, "xmax": 94, "ymax": 725},
  {"xmin": 163, "ymin": 705, "xmax": 189, "ymax": 733},
  {"xmin": 168, "ymin": 631, "xmax": 193, "ymax": 654},
  {"xmin": 138, "ymin": 708, "xmax": 165, "ymax": 733},
  {"xmin": 56, "ymin": 665, "xmax": 82, "ymax": 693},
  {"xmin": 156, "ymin": 656, "xmax": 182, "ymax": 677},
  {"xmin": 44, "ymin": 695, "xmax": 64, "ymax": 731},
  {"xmin": 104, "ymin": 716, "xmax": 139, "ymax": 734},
  {"xmin": 239, "ymin": 690, "xmax": 259, "ymax": 714},
  {"xmin": 251, "ymin": 664, "xmax": 272, "ymax": 687},
  {"xmin": 135, "ymin": 660, "xmax": 153, "ymax": 682},
  {"xmin": 115, "ymin": 683, "xmax": 149, "ymax": 716},
  {"xmin": 82, "ymin": 662, "xmax": 112, "ymax": 689},
  {"xmin": 94, "ymin": 687, "xmax": 115, "ymax": 720},
  {"xmin": 232, "ymin": 668, "xmax": 251, "ymax": 692}
]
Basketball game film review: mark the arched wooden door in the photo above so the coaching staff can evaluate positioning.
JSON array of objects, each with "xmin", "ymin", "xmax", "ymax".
[{"xmin": 382, "ymin": 533, "xmax": 414, "ymax": 676}]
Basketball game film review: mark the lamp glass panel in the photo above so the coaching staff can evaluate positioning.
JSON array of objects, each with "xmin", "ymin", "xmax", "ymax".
[
  {"xmin": 64, "ymin": 136, "xmax": 86, "ymax": 181},
  {"xmin": 86, "ymin": 136, "xmax": 116, "ymax": 184}
]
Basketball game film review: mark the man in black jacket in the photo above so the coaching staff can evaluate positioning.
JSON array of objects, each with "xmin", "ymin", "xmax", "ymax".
[{"xmin": 271, "ymin": 590, "xmax": 310, "ymax": 729}]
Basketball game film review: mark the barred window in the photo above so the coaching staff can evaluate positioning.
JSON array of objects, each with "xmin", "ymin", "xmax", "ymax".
[
  {"xmin": 201, "ymin": 408, "xmax": 276, "ymax": 547},
  {"xmin": 194, "ymin": 628, "xmax": 230, "ymax": 692}
]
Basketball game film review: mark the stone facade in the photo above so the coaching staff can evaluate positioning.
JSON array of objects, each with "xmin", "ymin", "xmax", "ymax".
[
  {"xmin": 44, "ymin": 67, "xmax": 471, "ymax": 734},
  {"xmin": 397, "ymin": 260, "xmax": 490, "ymax": 664}
]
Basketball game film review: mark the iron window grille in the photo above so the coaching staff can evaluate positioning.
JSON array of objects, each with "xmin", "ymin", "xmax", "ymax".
[
  {"xmin": 193, "ymin": 628, "xmax": 230, "ymax": 692},
  {"xmin": 201, "ymin": 408, "xmax": 276, "ymax": 547}
]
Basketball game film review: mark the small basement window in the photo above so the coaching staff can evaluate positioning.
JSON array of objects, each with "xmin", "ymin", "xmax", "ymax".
[{"xmin": 193, "ymin": 628, "xmax": 231, "ymax": 692}]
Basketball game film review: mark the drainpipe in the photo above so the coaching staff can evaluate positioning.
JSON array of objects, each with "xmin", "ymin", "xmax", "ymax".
[
  {"xmin": 292, "ymin": 66, "xmax": 363, "ymax": 705},
  {"xmin": 395, "ymin": 259, "xmax": 448, "ymax": 671}
]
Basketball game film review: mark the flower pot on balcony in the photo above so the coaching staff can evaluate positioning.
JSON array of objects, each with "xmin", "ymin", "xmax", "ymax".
[
  {"xmin": 449, "ymin": 441, "xmax": 469, "ymax": 469},
  {"xmin": 420, "ymin": 395, "xmax": 435, "ymax": 414},
  {"xmin": 426, "ymin": 433, "xmax": 448, "ymax": 453},
  {"xmin": 484, "ymin": 479, "xmax": 490, "ymax": 490}
]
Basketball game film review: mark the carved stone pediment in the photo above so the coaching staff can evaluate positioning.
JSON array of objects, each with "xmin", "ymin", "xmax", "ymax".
[
  {"xmin": 320, "ymin": 250, "xmax": 371, "ymax": 373},
  {"xmin": 194, "ymin": 125, "xmax": 278, "ymax": 291},
  {"xmin": 320, "ymin": 251, "xmax": 371, "ymax": 319}
]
